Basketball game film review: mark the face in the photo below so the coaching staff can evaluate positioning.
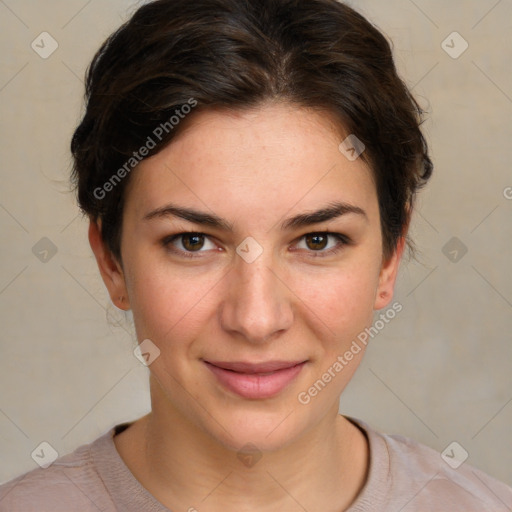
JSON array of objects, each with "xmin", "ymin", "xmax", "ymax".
[{"xmin": 90, "ymin": 102, "xmax": 403, "ymax": 452}]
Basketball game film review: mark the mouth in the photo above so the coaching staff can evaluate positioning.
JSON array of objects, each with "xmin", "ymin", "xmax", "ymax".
[{"xmin": 203, "ymin": 359, "xmax": 308, "ymax": 399}]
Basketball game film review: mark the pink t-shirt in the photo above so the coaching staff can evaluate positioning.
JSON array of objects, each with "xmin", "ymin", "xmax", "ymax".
[{"xmin": 1, "ymin": 417, "xmax": 511, "ymax": 511}]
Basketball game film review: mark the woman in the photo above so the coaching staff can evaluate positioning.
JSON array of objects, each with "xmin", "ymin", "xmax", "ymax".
[{"xmin": 1, "ymin": 0, "xmax": 511, "ymax": 510}]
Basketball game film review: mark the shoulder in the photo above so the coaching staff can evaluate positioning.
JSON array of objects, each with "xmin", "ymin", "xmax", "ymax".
[
  {"xmin": 384, "ymin": 431, "xmax": 512, "ymax": 507},
  {"xmin": 347, "ymin": 417, "xmax": 512, "ymax": 511},
  {"xmin": 0, "ymin": 429, "xmax": 118, "ymax": 512}
]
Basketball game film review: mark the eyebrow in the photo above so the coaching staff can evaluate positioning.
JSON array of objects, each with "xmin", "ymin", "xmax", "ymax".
[{"xmin": 142, "ymin": 201, "xmax": 367, "ymax": 230}]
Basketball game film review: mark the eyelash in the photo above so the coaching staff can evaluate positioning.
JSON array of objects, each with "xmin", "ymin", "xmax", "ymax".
[{"xmin": 161, "ymin": 231, "xmax": 351, "ymax": 259}]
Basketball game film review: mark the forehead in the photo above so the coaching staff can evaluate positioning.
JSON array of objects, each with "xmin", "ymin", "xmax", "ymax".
[{"xmin": 123, "ymin": 103, "xmax": 378, "ymax": 229}]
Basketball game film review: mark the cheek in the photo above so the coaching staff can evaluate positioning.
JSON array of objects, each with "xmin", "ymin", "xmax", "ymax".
[
  {"xmin": 125, "ymin": 255, "xmax": 221, "ymax": 350},
  {"xmin": 290, "ymin": 260, "xmax": 381, "ymax": 343}
]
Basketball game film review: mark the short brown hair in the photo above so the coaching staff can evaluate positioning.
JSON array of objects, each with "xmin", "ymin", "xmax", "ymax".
[{"xmin": 70, "ymin": 0, "xmax": 433, "ymax": 264}]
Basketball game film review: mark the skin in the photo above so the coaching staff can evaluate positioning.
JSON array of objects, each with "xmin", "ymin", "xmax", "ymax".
[{"xmin": 89, "ymin": 101, "xmax": 405, "ymax": 512}]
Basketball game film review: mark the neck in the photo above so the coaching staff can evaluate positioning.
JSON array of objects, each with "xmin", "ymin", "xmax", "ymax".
[{"xmin": 115, "ymin": 378, "xmax": 369, "ymax": 512}]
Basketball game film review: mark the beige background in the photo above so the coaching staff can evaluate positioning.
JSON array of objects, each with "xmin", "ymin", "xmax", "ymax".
[{"xmin": 1, "ymin": 0, "xmax": 511, "ymax": 487}]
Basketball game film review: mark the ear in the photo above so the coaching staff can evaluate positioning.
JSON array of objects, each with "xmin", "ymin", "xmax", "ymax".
[
  {"xmin": 373, "ymin": 234, "xmax": 406, "ymax": 310},
  {"xmin": 88, "ymin": 218, "xmax": 130, "ymax": 310}
]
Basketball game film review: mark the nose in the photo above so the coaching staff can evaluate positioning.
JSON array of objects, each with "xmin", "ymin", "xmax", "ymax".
[{"xmin": 219, "ymin": 251, "xmax": 294, "ymax": 344}]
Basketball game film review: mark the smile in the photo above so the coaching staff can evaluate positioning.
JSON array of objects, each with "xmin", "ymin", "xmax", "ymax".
[{"xmin": 203, "ymin": 360, "xmax": 307, "ymax": 399}]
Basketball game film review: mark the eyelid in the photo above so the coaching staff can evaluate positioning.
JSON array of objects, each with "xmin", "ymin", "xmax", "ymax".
[
  {"xmin": 291, "ymin": 231, "xmax": 351, "ymax": 257},
  {"xmin": 162, "ymin": 230, "xmax": 351, "ymax": 259},
  {"xmin": 162, "ymin": 232, "xmax": 219, "ymax": 258}
]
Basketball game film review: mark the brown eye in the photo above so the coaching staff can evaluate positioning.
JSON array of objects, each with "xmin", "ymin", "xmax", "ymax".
[
  {"xmin": 181, "ymin": 233, "xmax": 205, "ymax": 251},
  {"xmin": 305, "ymin": 233, "xmax": 328, "ymax": 250},
  {"xmin": 293, "ymin": 232, "xmax": 350, "ymax": 258},
  {"xmin": 162, "ymin": 232, "xmax": 218, "ymax": 258}
]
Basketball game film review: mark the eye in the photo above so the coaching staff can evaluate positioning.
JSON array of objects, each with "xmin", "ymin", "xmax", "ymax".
[
  {"xmin": 162, "ymin": 231, "xmax": 350, "ymax": 260},
  {"xmin": 162, "ymin": 232, "xmax": 218, "ymax": 257},
  {"xmin": 294, "ymin": 232, "xmax": 350, "ymax": 257}
]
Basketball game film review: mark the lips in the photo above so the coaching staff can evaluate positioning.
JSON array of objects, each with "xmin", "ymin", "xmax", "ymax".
[
  {"xmin": 203, "ymin": 359, "xmax": 307, "ymax": 399},
  {"xmin": 206, "ymin": 360, "xmax": 305, "ymax": 374}
]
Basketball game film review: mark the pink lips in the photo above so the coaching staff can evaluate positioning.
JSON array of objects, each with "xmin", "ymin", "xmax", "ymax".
[{"xmin": 204, "ymin": 360, "xmax": 307, "ymax": 399}]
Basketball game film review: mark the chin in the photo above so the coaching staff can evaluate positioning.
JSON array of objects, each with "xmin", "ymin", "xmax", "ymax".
[{"xmin": 195, "ymin": 399, "xmax": 321, "ymax": 454}]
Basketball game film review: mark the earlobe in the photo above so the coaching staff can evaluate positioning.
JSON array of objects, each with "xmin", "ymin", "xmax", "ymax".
[
  {"xmin": 374, "ymin": 236, "xmax": 406, "ymax": 310},
  {"xmin": 88, "ymin": 218, "xmax": 130, "ymax": 310}
]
